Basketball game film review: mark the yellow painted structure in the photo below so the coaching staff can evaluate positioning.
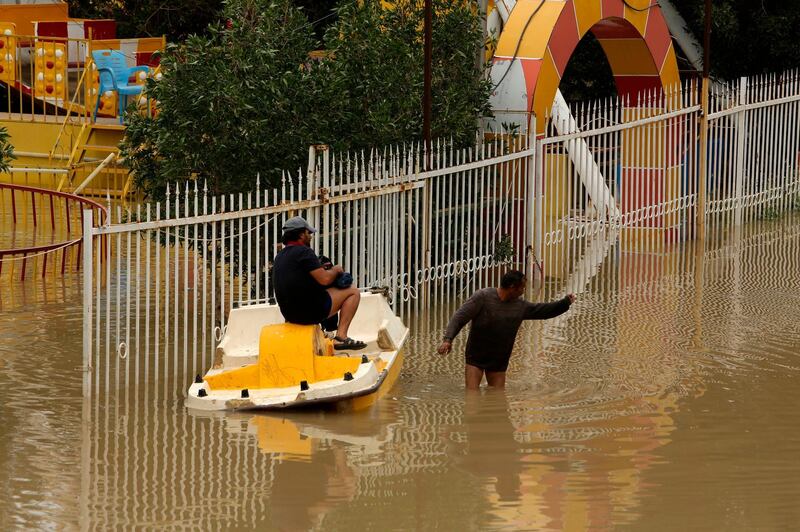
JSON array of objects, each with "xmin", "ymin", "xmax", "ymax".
[
  {"xmin": 204, "ymin": 324, "xmax": 361, "ymax": 391},
  {"xmin": 0, "ymin": 120, "xmax": 128, "ymax": 196},
  {"xmin": 349, "ymin": 350, "xmax": 401, "ymax": 411},
  {"xmin": 491, "ymin": 0, "xmax": 681, "ymax": 132},
  {"xmin": 0, "ymin": 2, "xmax": 163, "ymax": 198},
  {"xmin": 0, "ymin": 3, "xmax": 68, "ymax": 37},
  {"xmin": 0, "ymin": 23, "xmax": 16, "ymax": 83},
  {"xmin": 34, "ymin": 42, "xmax": 67, "ymax": 99}
]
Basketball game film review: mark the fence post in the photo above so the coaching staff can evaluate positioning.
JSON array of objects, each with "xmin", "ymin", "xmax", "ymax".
[
  {"xmin": 306, "ymin": 144, "xmax": 318, "ymax": 249},
  {"xmin": 532, "ymin": 117, "xmax": 545, "ymax": 299},
  {"xmin": 321, "ymin": 145, "xmax": 331, "ymax": 259},
  {"xmin": 421, "ymin": 176, "xmax": 431, "ymax": 308},
  {"xmin": 697, "ymin": 77, "xmax": 710, "ymax": 239},
  {"xmin": 733, "ymin": 76, "xmax": 748, "ymax": 226},
  {"xmin": 525, "ymin": 122, "xmax": 537, "ymax": 290},
  {"xmin": 82, "ymin": 209, "xmax": 93, "ymax": 398}
]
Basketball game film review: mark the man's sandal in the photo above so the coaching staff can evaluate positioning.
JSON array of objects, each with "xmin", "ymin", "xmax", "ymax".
[{"xmin": 333, "ymin": 336, "xmax": 367, "ymax": 350}]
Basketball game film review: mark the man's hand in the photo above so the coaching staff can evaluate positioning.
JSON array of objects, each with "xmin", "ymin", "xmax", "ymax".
[
  {"xmin": 567, "ymin": 293, "xmax": 576, "ymax": 304},
  {"xmin": 310, "ymin": 264, "xmax": 344, "ymax": 287},
  {"xmin": 437, "ymin": 340, "xmax": 452, "ymax": 355}
]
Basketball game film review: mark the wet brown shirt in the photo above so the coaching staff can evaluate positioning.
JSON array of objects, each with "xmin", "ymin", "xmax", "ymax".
[{"xmin": 443, "ymin": 288, "xmax": 571, "ymax": 371}]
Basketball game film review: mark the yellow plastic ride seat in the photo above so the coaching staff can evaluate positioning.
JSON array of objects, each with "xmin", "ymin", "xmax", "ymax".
[{"xmin": 203, "ymin": 323, "xmax": 361, "ymax": 391}]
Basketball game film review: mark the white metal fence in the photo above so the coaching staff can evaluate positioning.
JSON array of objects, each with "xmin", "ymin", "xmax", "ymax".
[
  {"xmin": 80, "ymin": 135, "xmax": 533, "ymax": 397},
  {"xmin": 706, "ymin": 73, "xmax": 800, "ymax": 226},
  {"xmin": 81, "ymin": 69, "xmax": 800, "ymax": 397}
]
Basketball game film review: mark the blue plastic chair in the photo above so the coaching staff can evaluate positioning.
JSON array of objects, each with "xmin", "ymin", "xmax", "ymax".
[{"xmin": 92, "ymin": 49, "xmax": 149, "ymax": 123}]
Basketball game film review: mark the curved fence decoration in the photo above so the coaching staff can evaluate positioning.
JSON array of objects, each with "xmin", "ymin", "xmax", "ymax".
[{"xmin": 0, "ymin": 183, "xmax": 107, "ymax": 280}]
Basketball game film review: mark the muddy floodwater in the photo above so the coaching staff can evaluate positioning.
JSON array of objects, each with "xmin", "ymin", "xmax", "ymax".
[{"xmin": 2, "ymin": 215, "xmax": 800, "ymax": 530}]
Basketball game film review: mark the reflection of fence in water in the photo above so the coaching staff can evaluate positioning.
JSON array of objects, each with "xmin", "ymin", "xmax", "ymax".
[{"xmin": 76, "ymin": 213, "xmax": 800, "ymax": 529}]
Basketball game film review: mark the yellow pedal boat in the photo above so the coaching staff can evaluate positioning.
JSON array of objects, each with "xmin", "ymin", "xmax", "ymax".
[{"xmin": 186, "ymin": 293, "xmax": 407, "ymax": 412}]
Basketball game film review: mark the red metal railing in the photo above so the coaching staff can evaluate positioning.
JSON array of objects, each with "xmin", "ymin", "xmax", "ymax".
[{"xmin": 0, "ymin": 183, "xmax": 107, "ymax": 280}]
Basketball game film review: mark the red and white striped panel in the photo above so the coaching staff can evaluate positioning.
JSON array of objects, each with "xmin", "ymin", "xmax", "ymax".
[{"xmin": 35, "ymin": 19, "xmax": 116, "ymax": 64}]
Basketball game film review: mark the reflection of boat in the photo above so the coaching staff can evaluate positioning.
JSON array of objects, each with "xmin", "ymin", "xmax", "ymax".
[
  {"xmin": 186, "ymin": 293, "xmax": 407, "ymax": 411},
  {"xmin": 231, "ymin": 411, "xmax": 395, "ymax": 460}
]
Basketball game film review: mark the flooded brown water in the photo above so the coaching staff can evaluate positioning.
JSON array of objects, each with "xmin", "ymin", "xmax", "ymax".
[{"xmin": 2, "ymin": 215, "xmax": 800, "ymax": 530}]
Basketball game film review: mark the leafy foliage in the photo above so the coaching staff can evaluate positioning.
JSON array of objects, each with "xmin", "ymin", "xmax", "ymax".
[
  {"xmin": 667, "ymin": 0, "xmax": 800, "ymax": 79},
  {"xmin": 492, "ymin": 234, "xmax": 514, "ymax": 263},
  {"xmin": 121, "ymin": 0, "xmax": 321, "ymax": 199},
  {"xmin": 315, "ymin": 0, "xmax": 492, "ymax": 150},
  {"xmin": 69, "ymin": 0, "xmax": 224, "ymax": 41},
  {"xmin": 120, "ymin": 0, "xmax": 492, "ymax": 200},
  {"xmin": 0, "ymin": 126, "xmax": 16, "ymax": 173}
]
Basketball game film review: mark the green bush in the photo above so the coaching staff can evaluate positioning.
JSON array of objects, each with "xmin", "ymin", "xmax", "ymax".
[
  {"xmin": 121, "ymin": 0, "xmax": 320, "ymax": 200},
  {"xmin": 121, "ymin": 0, "xmax": 492, "ymax": 201},
  {"xmin": 0, "ymin": 126, "xmax": 16, "ymax": 173}
]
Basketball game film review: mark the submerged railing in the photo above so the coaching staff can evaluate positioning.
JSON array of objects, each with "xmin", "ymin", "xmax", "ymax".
[{"xmin": 0, "ymin": 182, "xmax": 107, "ymax": 280}]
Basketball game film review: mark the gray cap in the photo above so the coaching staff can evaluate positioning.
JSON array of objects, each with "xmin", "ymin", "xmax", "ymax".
[{"xmin": 282, "ymin": 215, "xmax": 316, "ymax": 233}]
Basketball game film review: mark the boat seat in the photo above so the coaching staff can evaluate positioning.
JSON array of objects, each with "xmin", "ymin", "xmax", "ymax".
[{"xmin": 204, "ymin": 323, "xmax": 361, "ymax": 391}]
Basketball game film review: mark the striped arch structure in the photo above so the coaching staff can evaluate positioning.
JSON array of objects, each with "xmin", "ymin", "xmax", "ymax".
[
  {"xmin": 488, "ymin": 0, "xmax": 680, "ymax": 128},
  {"xmin": 488, "ymin": 0, "xmax": 684, "ymax": 252}
]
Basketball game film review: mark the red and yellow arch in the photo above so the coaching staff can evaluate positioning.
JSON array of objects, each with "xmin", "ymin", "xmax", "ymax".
[{"xmin": 489, "ymin": 0, "xmax": 680, "ymax": 130}]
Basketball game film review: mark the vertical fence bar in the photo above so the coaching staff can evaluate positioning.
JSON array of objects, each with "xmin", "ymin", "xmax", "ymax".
[
  {"xmin": 82, "ymin": 209, "xmax": 94, "ymax": 398},
  {"xmin": 526, "ymin": 123, "xmax": 537, "ymax": 288}
]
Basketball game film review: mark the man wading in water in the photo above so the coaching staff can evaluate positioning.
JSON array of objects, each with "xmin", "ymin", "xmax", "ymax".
[{"xmin": 437, "ymin": 270, "xmax": 575, "ymax": 390}]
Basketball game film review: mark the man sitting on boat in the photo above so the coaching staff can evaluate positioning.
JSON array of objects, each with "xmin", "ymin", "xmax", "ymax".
[{"xmin": 273, "ymin": 216, "xmax": 367, "ymax": 350}]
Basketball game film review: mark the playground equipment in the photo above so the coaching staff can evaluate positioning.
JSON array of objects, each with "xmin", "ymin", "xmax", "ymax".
[
  {"xmin": 0, "ymin": 1, "xmax": 162, "ymax": 198},
  {"xmin": 487, "ymin": 0, "xmax": 680, "ymax": 130},
  {"xmin": 485, "ymin": 0, "xmax": 685, "ymax": 268}
]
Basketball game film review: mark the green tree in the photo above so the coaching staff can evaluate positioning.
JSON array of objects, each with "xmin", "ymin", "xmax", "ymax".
[
  {"xmin": 121, "ymin": 0, "xmax": 492, "ymax": 200},
  {"xmin": 667, "ymin": 0, "xmax": 800, "ymax": 79},
  {"xmin": 316, "ymin": 0, "xmax": 491, "ymax": 150},
  {"xmin": 121, "ymin": 0, "xmax": 321, "ymax": 200},
  {"xmin": 69, "ymin": 0, "xmax": 224, "ymax": 41},
  {"xmin": 0, "ymin": 126, "xmax": 15, "ymax": 173}
]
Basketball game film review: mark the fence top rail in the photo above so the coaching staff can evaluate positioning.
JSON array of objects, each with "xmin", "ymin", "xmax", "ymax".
[
  {"xmin": 708, "ymin": 92, "xmax": 800, "ymax": 120},
  {"xmin": 540, "ymin": 104, "xmax": 702, "ymax": 145},
  {"xmin": 92, "ymin": 179, "xmax": 426, "ymax": 236},
  {"xmin": 91, "ymin": 139, "xmax": 534, "ymax": 235},
  {"xmin": 2, "ymin": 33, "xmax": 91, "ymax": 44},
  {"xmin": 400, "ymin": 147, "xmax": 533, "ymax": 182},
  {"xmin": 325, "ymin": 146, "xmax": 532, "ymax": 195}
]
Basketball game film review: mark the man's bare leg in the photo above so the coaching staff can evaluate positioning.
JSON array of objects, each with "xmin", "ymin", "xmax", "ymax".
[
  {"xmin": 485, "ymin": 371, "xmax": 506, "ymax": 389},
  {"xmin": 465, "ymin": 364, "xmax": 484, "ymax": 390},
  {"xmin": 326, "ymin": 287, "xmax": 361, "ymax": 338}
]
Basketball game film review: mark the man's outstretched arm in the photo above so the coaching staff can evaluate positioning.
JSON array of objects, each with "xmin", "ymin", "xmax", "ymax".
[
  {"xmin": 438, "ymin": 292, "xmax": 484, "ymax": 354},
  {"xmin": 523, "ymin": 293, "xmax": 575, "ymax": 320}
]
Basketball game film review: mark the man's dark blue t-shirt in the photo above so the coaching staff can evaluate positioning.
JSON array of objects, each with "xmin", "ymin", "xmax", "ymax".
[{"xmin": 272, "ymin": 244, "xmax": 330, "ymax": 324}]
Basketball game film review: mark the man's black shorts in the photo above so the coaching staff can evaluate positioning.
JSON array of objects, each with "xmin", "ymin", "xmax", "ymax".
[
  {"xmin": 465, "ymin": 352, "xmax": 511, "ymax": 373},
  {"xmin": 284, "ymin": 291, "xmax": 332, "ymax": 325}
]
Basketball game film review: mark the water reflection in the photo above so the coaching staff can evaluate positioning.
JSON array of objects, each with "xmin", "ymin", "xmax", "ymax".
[
  {"xmin": 455, "ymin": 391, "xmax": 525, "ymax": 508},
  {"xmin": 1, "ymin": 215, "xmax": 800, "ymax": 529}
]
